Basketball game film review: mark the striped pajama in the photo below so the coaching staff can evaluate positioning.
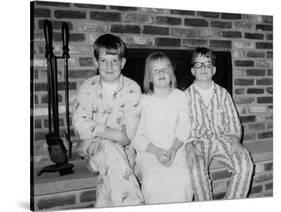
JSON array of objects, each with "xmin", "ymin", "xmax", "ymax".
[
  {"xmin": 185, "ymin": 82, "xmax": 254, "ymax": 201},
  {"xmin": 189, "ymin": 137, "xmax": 253, "ymax": 200}
]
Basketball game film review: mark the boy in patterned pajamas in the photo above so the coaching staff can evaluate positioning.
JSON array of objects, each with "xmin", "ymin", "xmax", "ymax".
[
  {"xmin": 184, "ymin": 47, "xmax": 254, "ymax": 201},
  {"xmin": 72, "ymin": 34, "xmax": 144, "ymax": 207}
]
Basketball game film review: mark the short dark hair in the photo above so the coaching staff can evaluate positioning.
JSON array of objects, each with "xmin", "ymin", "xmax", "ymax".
[
  {"xmin": 93, "ymin": 34, "xmax": 126, "ymax": 59},
  {"xmin": 191, "ymin": 47, "xmax": 216, "ymax": 66}
]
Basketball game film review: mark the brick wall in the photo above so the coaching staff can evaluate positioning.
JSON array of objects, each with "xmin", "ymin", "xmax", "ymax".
[{"xmin": 31, "ymin": 0, "xmax": 273, "ymax": 202}]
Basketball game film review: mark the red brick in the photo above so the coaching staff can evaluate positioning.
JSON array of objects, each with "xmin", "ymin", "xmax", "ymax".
[
  {"xmin": 110, "ymin": 6, "xmax": 137, "ymax": 11},
  {"xmin": 264, "ymin": 162, "xmax": 273, "ymax": 171},
  {"xmin": 234, "ymin": 21, "xmax": 254, "ymax": 30},
  {"xmin": 125, "ymin": 14, "xmax": 153, "ymax": 24},
  {"xmin": 211, "ymin": 21, "xmax": 232, "ymax": 28},
  {"xmin": 183, "ymin": 39, "xmax": 208, "ymax": 47},
  {"xmin": 80, "ymin": 189, "xmax": 96, "ymax": 202},
  {"xmin": 69, "ymin": 70, "xmax": 95, "ymax": 79},
  {"xmin": 79, "ymin": 57, "xmax": 94, "ymax": 67},
  {"xmin": 156, "ymin": 16, "xmax": 181, "ymax": 25},
  {"xmin": 257, "ymin": 96, "xmax": 272, "ymax": 104},
  {"xmin": 211, "ymin": 170, "xmax": 232, "ymax": 180},
  {"xmin": 171, "ymin": 28, "xmax": 199, "ymax": 37},
  {"xmin": 256, "ymin": 42, "xmax": 273, "ymax": 49},
  {"xmin": 240, "ymin": 115, "xmax": 256, "ymax": 123},
  {"xmin": 258, "ymin": 131, "xmax": 273, "ymax": 139},
  {"xmin": 35, "ymin": 119, "xmax": 42, "ymax": 129},
  {"xmin": 247, "ymin": 88, "xmax": 264, "ymax": 94},
  {"xmin": 256, "ymin": 60, "xmax": 272, "ymax": 68},
  {"xmin": 222, "ymin": 31, "xmax": 242, "ymax": 38},
  {"xmin": 234, "ymin": 79, "xmax": 254, "ymax": 86},
  {"xmin": 111, "ymin": 24, "xmax": 141, "ymax": 34},
  {"xmin": 90, "ymin": 12, "xmax": 121, "ymax": 22},
  {"xmin": 143, "ymin": 26, "xmax": 169, "ymax": 35},
  {"xmin": 244, "ymin": 33, "xmax": 264, "ymax": 40},
  {"xmin": 246, "ymin": 51, "xmax": 265, "ymax": 58},
  {"xmin": 52, "ymin": 33, "xmax": 85, "ymax": 42},
  {"xmin": 155, "ymin": 38, "xmax": 181, "ymax": 47},
  {"xmin": 197, "ymin": 11, "xmax": 220, "ymax": 18},
  {"xmin": 263, "ymin": 16, "xmax": 273, "ymax": 24},
  {"xmin": 234, "ymin": 97, "xmax": 255, "ymax": 104},
  {"xmin": 74, "ymin": 4, "xmax": 106, "ymax": 9},
  {"xmin": 266, "ymin": 87, "xmax": 273, "ymax": 94},
  {"xmin": 38, "ymin": 20, "xmax": 73, "ymax": 31},
  {"xmin": 243, "ymin": 133, "xmax": 257, "ymax": 141},
  {"xmin": 256, "ymin": 78, "xmax": 272, "ymax": 85},
  {"xmin": 235, "ymin": 88, "xmax": 245, "ymax": 95},
  {"xmin": 254, "ymin": 173, "xmax": 273, "ymax": 183},
  {"xmin": 256, "ymin": 24, "xmax": 273, "ymax": 31},
  {"xmin": 267, "ymin": 69, "xmax": 273, "ymax": 76},
  {"xmin": 54, "ymin": 10, "xmax": 86, "ymax": 19},
  {"xmin": 184, "ymin": 18, "xmax": 209, "ymax": 27},
  {"xmin": 170, "ymin": 10, "xmax": 195, "ymax": 16},
  {"xmin": 247, "ymin": 123, "xmax": 265, "ymax": 131},
  {"xmin": 35, "ymin": 82, "xmax": 77, "ymax": 92},
  {"xmin": 33, "ymin": 8, "xmax": 51, "ymax": 18},
  {"xmin": 266, "ymin": 34, "xmax": 273, "ymax": 40},
  {"xmin": 234, "ymin": 60, "xmax": 254, "ymax": 67},
  {"xmin": 246, "ymin": 69, "xmax": 266, "ymax": 76},
  {"xmin": 210, "ymin": 40, "xmax": 232, "ymax": 48},
  {"xmin": 265, "ymin": 183, "xmax": 273, "ymax": 190},
  {"xmin": 267, "ymin": 122, "xmax": 273, "ymax": 129},
  {"xmin": 37, "ymin": 195, "xmax": 75, "ymax": 210},
  {"xmin": 249, "ymin": 185, "xmax": 263, "ymax": 195},
  {"xmin": 36, "ymin": 1, "xmax": 70, "ymax": 7},
  {"xmin": 267, "ymin": 51, "xmax": 273, "ymax": 58},
  {"xmin": 221, "ymin": 13, "xmax": 242, "ymax": 19}
]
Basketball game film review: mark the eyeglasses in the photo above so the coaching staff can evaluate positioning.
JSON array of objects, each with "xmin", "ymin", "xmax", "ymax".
[{"xmin": 193, "ymin": 62, "xmax": 213, "ymax": 69}]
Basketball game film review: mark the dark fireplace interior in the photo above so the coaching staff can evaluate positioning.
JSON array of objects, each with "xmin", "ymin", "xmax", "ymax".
[{"xmin": 123, "ymin": 49, "xmax": 232, "ymax": 95}]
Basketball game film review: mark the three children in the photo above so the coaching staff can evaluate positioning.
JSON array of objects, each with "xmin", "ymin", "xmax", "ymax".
[{"xmin": 73, "ymin": 34, "xmax": 253, "ymax": 206}]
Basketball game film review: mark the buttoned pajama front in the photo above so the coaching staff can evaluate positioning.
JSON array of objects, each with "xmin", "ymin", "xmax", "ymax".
[
  {"xmin": 73, "ymin": 75, "xmax": 144, "ymax": 207},
  {"xmin": 185, "ymin": 83, "xmax": 254, "ymax": 201}
]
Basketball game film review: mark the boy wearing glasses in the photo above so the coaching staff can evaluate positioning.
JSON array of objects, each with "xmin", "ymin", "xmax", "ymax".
[
  {"xmin": 72, "ymin": 34, "xmax": 144, "ymax": 207},
  {"xmin": 184, "ymin": 47, "xmax": 253, "ymax": 201}
]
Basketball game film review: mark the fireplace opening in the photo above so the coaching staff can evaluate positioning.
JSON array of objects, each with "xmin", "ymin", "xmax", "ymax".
[{"xmin": 123, "ymin": 48, "xmax": 232, "ymax": 95}]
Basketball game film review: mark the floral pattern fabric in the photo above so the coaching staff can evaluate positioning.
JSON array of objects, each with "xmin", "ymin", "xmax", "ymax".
[{"xmin": 72, "ymin": 74, "xmax": 144, "ymax": 207}]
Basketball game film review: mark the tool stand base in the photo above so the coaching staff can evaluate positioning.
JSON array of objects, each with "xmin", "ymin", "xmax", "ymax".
[{"xmin": 38, "ymin": 163, "xmax": 74, "ymax": 176}]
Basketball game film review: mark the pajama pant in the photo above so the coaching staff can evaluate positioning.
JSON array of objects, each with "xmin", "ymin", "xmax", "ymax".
[
  {"xmin": 88, "ymin": 140, "xmax": 144, "ymax": 207},
  {"xmin": 189, "ymin": 137, "xmax": 254, "ymax": 201}
]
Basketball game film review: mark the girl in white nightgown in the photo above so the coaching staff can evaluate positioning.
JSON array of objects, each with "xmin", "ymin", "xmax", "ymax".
[{"xmin": 132, "ymin": 52, "xmax": 193, "ymax": 204}]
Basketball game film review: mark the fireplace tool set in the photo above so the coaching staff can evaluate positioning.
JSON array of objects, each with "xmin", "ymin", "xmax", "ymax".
[{"xmin": 38, "ymin": 20, "xmax": 74, "ymax": 176}]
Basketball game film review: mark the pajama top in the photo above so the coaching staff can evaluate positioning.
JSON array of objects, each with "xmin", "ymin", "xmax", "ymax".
[
  {"xmin": 72, "ymin": 74, "xmax": 144, "ymax": 207},
  {"xmin": 72, "ymin": 74, "xmax": 142, "ymax": 141},
  {"xmin": 185, "ymin": 81, "xmax": 242, "ymax": 143}
]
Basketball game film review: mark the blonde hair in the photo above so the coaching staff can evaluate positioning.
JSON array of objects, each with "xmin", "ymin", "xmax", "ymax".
[{"xmin": 143, "ymin": 51, "xmax": 177, "ymax": 94}]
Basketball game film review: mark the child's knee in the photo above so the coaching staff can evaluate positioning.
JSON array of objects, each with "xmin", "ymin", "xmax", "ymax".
[{"xmin": 235, "ymin": 151, "xmax": 254, "ymax": 174}]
